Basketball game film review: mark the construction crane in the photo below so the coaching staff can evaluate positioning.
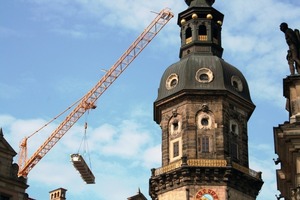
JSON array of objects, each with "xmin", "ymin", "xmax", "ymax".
[{"xmin": 18, "ymin": 8, "xmax": 174, "ymax": 178}]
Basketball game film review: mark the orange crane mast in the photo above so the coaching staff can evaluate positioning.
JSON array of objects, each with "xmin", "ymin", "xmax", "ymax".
[{"xmin": 18, "ymin": 8, "xmax": 174, "ymax": 178}]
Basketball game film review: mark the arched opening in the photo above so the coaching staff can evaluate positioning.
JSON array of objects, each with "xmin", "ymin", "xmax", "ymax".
[
  {"xmin": 198, "ymin": 25, "xmax": 207, "ymax": 41},
  {"xmin": 185, "ymin": 27, "xmax": 192, "ymax": 44}
]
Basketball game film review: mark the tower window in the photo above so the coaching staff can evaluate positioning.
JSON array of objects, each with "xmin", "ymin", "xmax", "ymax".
[
  {"xmin": 231, "ymin": 143, "xmax": 239, "ymax": 160},
  {"xmin": 169, "ymin": 115, "xmax": 182, "ymax": 136},
  {"xmin": 173, "ymin": 141, "xmax": 179, "ymax": 158},
  {"xmin": 173, "ymin": 120, "xmax": 179, "ymax": 131},
  {"xmin": 233, "ymin": 81, "xmax": 238, "ymax": 89},
  {"xmin": 166, "ymin": 73, "xmax": 179, "ymax": 90},
  {"xmin": 230, "ymin": 120, "xmax": 239, "ymax": 135},
  {"xmin": 198, "ymin": 113, "xmax": 213, "ymax": 130},
  {"xmin": 195, "ymin": 68, "xmax": 214, "ymax": 83},
  {"xmin": 297, "ymin": 157, "xmax": 300, "ymax": 185},
  {"xmin": 200, "ymin": 73, "xmax": 209, "ymax": 81},
  {"xmin": 170, "ymin": 138, "xmax": 182, "ymax": 162},
  {"xmin": 185, "ymin": 27, "xmax": 192, "ymax": 44},
  {"xmin": 198, "ymin": 25, "xmax": 207, "ymax": 41},
  {"xmin": 200, "ymin": 136, "xmax": 210, "ymax": 153},
  {"xmin": 201, "ymin": 118, "xmax": 209, "ymax": 126},
  {"xmin": 170, "ymin": 79, "xmax": 177, "ymax": 87},
  {"xmin": 231, "ymin": 76, "xmax": 243, "ymax": 92},
  {"xmin": 231, "ymin": 124, "xmax": 237, "ymax": 133}
]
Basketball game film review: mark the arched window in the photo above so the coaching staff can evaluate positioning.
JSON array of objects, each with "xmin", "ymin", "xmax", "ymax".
[
  {"xmin": 198, "ymin": 25, "xmax": 207, "ymax": 41},
  {"xmin": 230, "ymin": 120, "xmax": 239, "ymax": 135},
  {"xmin": 185, "ymin": 27, "xmax": 192, "ymax": 44}
]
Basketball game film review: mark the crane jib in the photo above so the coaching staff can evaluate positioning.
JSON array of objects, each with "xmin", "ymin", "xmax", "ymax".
[{"xmin": 18, "ymin": 8, "xmax": 174, "ymax": 177}]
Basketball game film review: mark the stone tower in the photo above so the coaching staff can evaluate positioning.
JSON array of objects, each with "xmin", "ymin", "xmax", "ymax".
[
  {"xmin": 149, "ymin": 0, "xmax": 263, "ymax": 199},
  {"xmin": 274, "ymin": 75, "xmax": 300, "ymax": 199}
]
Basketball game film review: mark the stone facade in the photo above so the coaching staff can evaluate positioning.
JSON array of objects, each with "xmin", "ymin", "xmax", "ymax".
[
  {"xmin": 274, "ymin": 76, "xmax": 300, "ymax": 199},
  {"xmin": 49, "ymin": 188, "xmax": 67, "ymax": 200},
  {"xmin": 0, "ymin": 128, "xmax": 29, "ymax": 200}
]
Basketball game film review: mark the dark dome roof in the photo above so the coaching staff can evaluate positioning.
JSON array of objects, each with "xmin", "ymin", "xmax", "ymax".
[{"xmin": 156, "ymin": 54, "xmax": 253, "ymax": 104}]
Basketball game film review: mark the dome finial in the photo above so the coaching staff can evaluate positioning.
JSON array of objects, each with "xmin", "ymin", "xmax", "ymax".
[{"xmin": 185, "ymin": 0, "xmax": 215, "ymax": 7}]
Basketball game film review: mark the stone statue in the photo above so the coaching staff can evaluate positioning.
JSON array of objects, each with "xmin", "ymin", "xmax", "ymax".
[{"xmin": 280, "ymin": 22, "xmax": 300, "ymax": 75}]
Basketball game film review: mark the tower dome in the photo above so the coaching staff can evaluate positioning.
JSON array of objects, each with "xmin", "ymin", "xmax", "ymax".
[
  {"xmin": 154, "ymin": 0, "xmax": 255, "ymax": 122},
  {"xmin": 156, "ymin": 54, "xmax": 253, "ymax": 105}
]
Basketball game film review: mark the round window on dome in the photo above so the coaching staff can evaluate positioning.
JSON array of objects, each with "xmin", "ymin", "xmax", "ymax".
[
  {"xmin": 166, "ymin": 73, "xmax": 179, "ymax": 90},
  {"xmin": 195, "ymin": 68, "xmax": 214, "ymax": 83},
  {"xmin": 231, "ymin": 76, "xmax": 243, "ymax": 92}
]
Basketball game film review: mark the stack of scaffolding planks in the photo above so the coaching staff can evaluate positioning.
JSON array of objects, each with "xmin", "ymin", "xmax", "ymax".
[{"xmin": 70, "ymin": 154, "xmax": 95, "ymax": 184}]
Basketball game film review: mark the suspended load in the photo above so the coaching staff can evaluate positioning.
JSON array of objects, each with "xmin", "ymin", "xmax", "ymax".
[{"xmin": 70, "ymin": 154, "xmax": 95, "ymax": 184}]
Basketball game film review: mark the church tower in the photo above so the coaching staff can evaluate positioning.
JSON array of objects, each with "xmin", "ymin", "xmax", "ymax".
[{"xmin": 149, "ymin": 0, "xmax": 263, "ymax": 199}]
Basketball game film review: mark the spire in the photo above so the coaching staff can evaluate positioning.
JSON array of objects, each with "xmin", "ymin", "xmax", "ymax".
[
  {"xmin": 0, "ymin": 128, "xmax": 3, "ymax": 137},
  {"xmin": 185, "ymin": 0, "xmax": 215, "ymax": 7},
  {"xmin": 178, "ymin": 0, "xmax": 224, "ymax": 58}
]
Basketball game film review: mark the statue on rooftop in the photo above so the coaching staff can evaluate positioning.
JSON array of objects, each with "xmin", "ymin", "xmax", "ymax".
[{"xmin": 280, "ymin": 22, "xmax": 300, "ymax": 75}]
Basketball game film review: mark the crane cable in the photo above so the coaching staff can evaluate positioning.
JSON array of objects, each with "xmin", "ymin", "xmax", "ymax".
[
  {"xmin": 26, "ymin": 96, "xmax": 85, "ymax": 139},
  {"xmin": 77, "ymin": 111, "xmax": 93, "ymax": 169},
  {"xmin": 18, "ymin": 96, "xmax": 86, "ymax": 171}
]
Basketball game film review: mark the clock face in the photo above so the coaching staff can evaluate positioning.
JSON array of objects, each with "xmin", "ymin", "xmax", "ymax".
[
  {"xmin": 199, "ymin": 194, "xmax": 214, "ymax": 200},
  {"xmin": 195, "ymin": 189, "xmax": 219, "ymax": 200}
]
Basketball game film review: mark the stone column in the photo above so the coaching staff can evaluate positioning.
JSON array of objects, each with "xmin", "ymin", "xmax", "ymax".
[{"xmin": 284, "ymin": 76, "xmax": 300, "ymax": 123}]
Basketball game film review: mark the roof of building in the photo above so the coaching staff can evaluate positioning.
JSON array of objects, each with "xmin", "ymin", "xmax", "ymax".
[
  {"xmin": 156, "ymin": 54, "xmax": 253, "ymax": 105},
  {"xmin": 127, "ymin": 189, "xmax": 147, "ymax": 200}
]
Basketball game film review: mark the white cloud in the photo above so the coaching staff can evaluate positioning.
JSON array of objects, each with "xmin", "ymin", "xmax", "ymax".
[
  {"xmin": 0, "ymin": 114, "xmax": 15, "ymax": 125},
  {"xmin": 0, "ymin": 102, "xmax": 160, "ymax": 199},
  {"xmin": 2, "ymin": 0, "xmax": 300, "ymax": 199},
  {"xmin": 22, "ymin": 0, "xmax": 184, "ymax": 40},
  {"xmin": 216, "ymin": 0, "xmax": 300, "ymax": 109},
  {"xmin": 249, "ymin": 143, "xmax": 279, "ymax": 199},
  {"xmin": 142, "ymin": 144, "xmax": 161, "ymax": 168},
  {"xmin": 98, "ymin": 120, "xmax": 151, "ymax": 158}
]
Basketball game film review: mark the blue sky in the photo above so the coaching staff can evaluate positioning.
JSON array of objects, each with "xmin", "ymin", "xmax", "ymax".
[{"xmin": 1, "ymin": 0, "xmax": 300, "ymax": 199}]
